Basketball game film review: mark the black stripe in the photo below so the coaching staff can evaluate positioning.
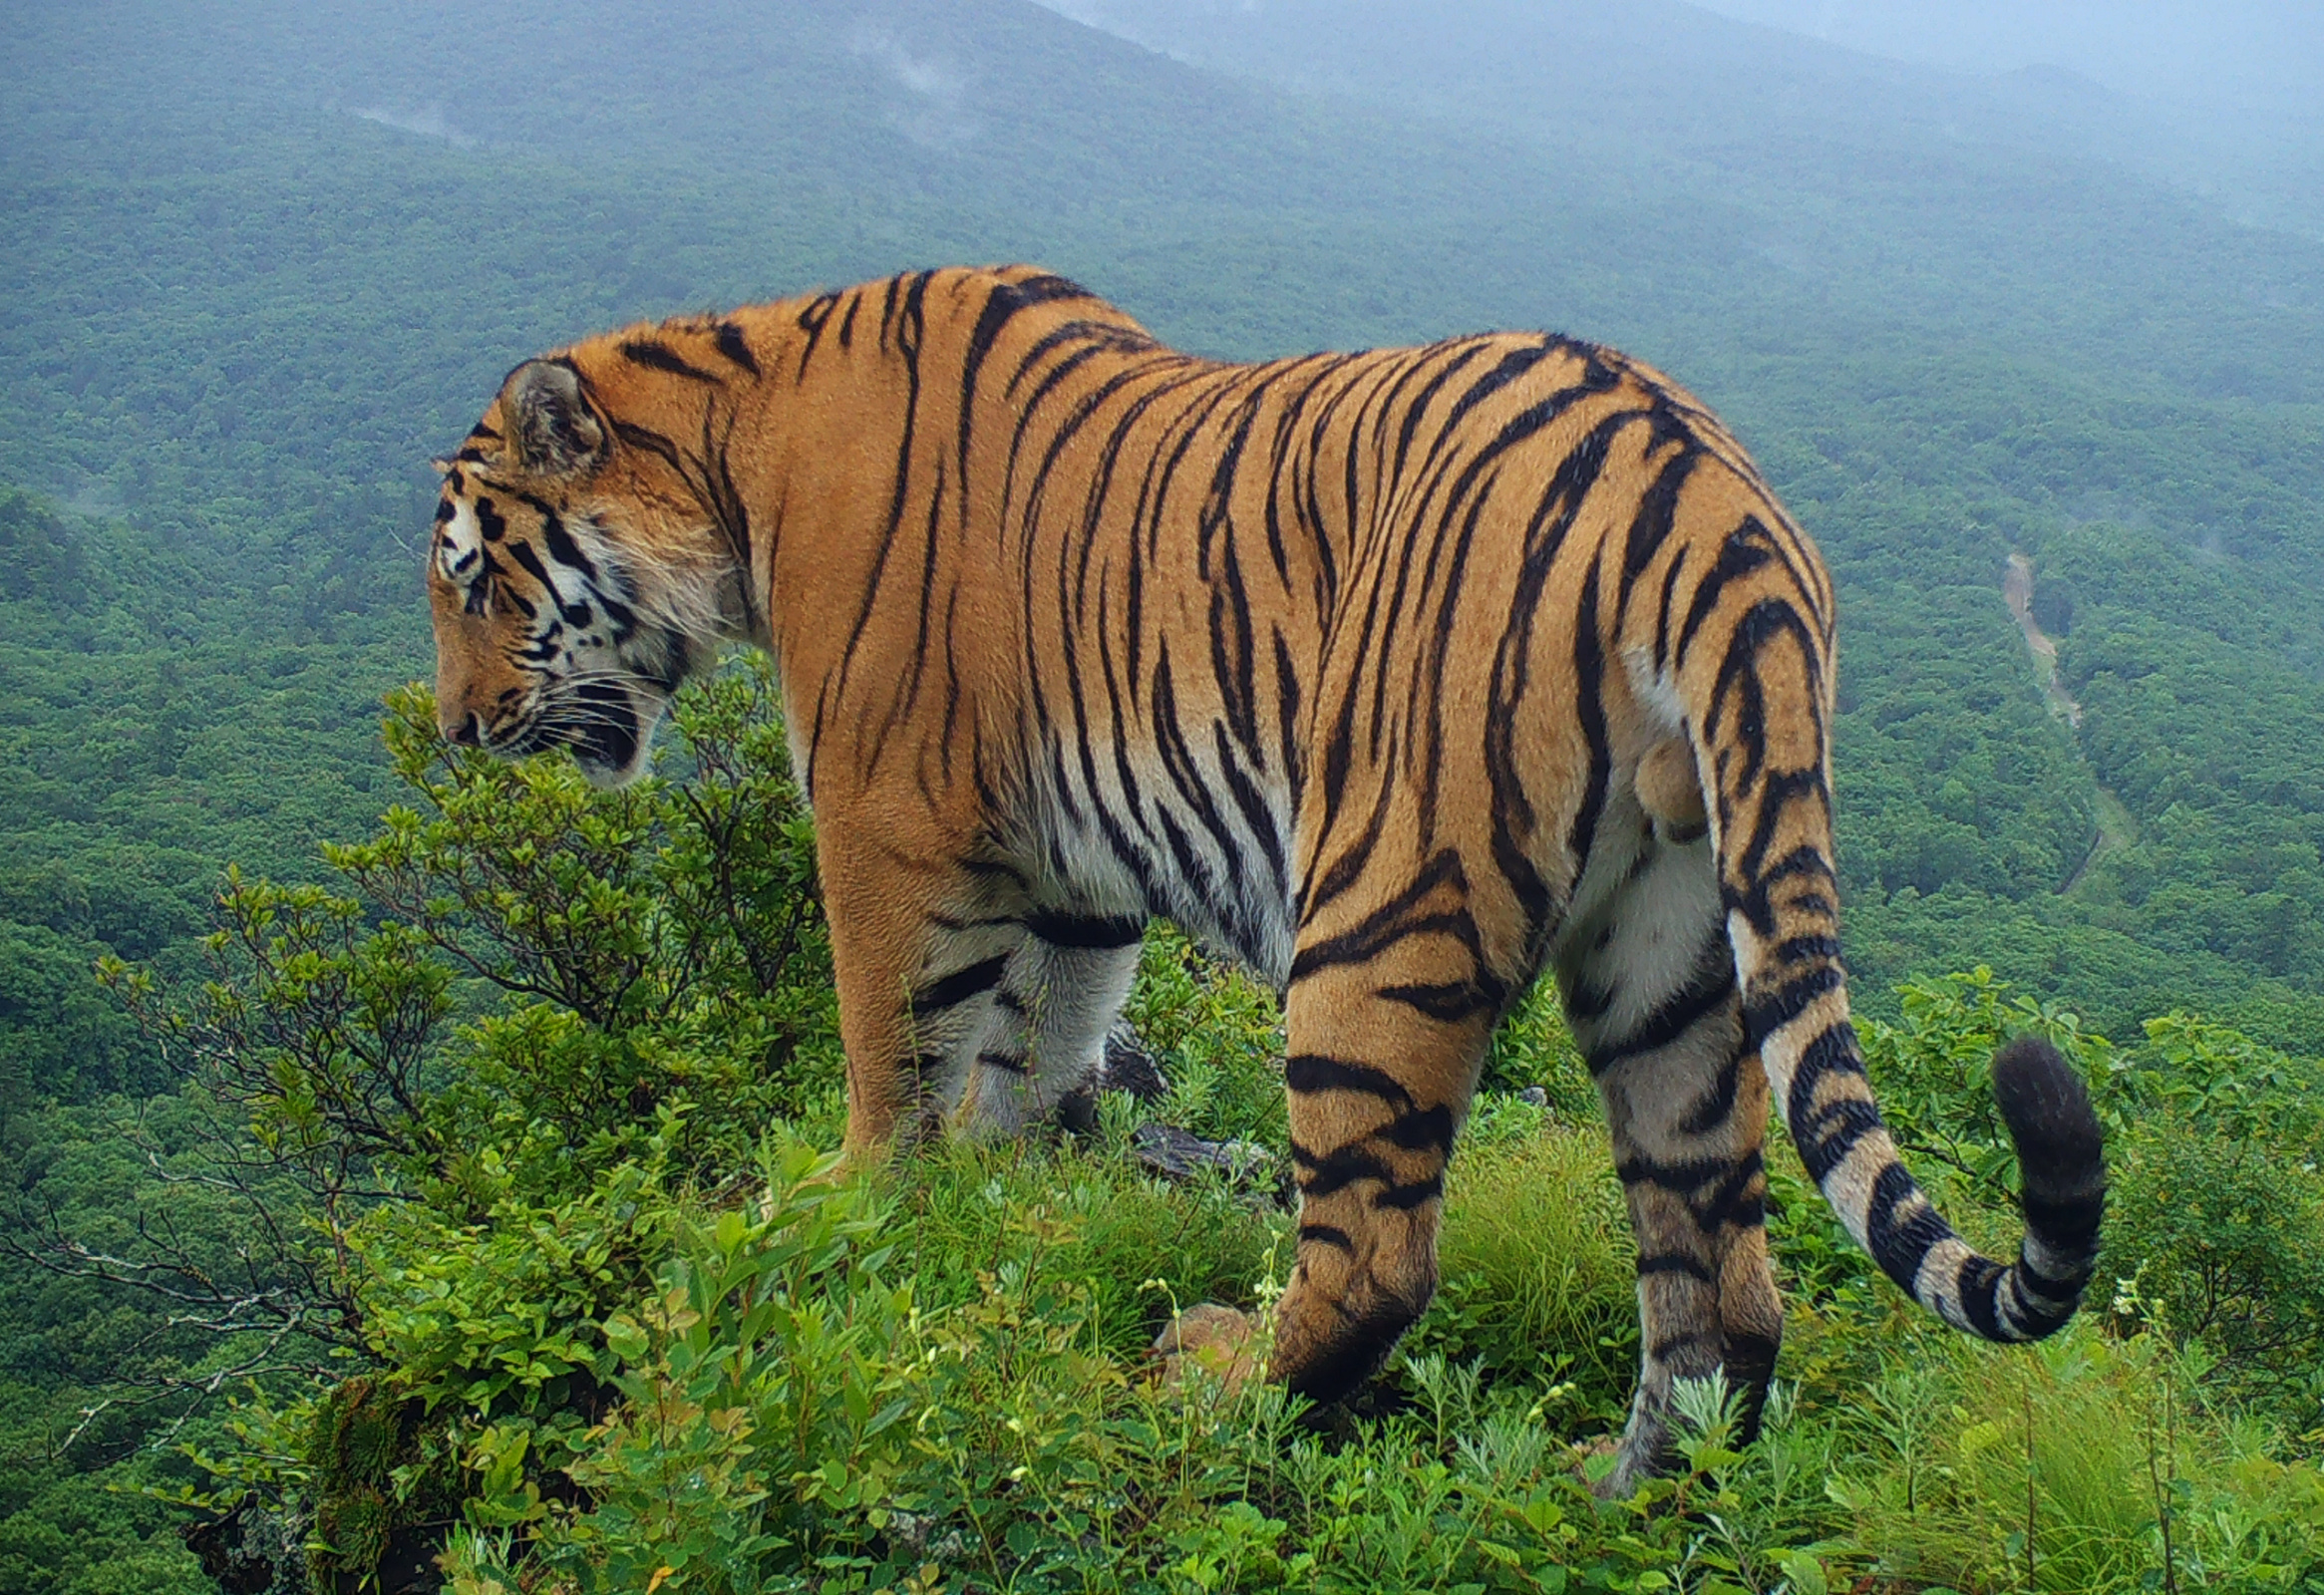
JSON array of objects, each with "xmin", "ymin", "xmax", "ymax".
[
  {"xmin": 1291, "ymin": 849, "xmax": 1483, "ymax": 976},
  {"xmin": 619, "ymin": 339, "xmax": 717, "ymax": 383},
  {"xmin": 1740, "ymin": 965, "xmax": 1844, "ymax": 1052},
  {"xmin": 1586, "ymin": 939, "xmax": 1733, "ymax": 1077},
  {"xmin": 1614, "ymin": 1151, "xmax": 1733, "ymax": 1195},
  {"xmin": 1379, "ymin": 1104, "xmax": 1456, "ymax": 1158},
  {"xmin": 1289, "ymin": 1138, "xmax": 1399, "ymax": 1199},
  {"xmin": 1863, "ymin": 1161, "xmax": 1951, "ymax": 1292},
  {"xmin": 1021, "ymin": 910, "xmax": 1145, "ymax": 949},
  {"xmin": 712, "ymin": 320, "xmax": 760, "ymax": 376},
  {"xmin": 1637, "ymin": 1253, "xmax": 1717, "ymax": 1283},
  {"xmin": 1724, "ymin": 845, "xmax": 1836, "ymax": 939},
  {"xmin": 1377, "ymin": 979, "xmax": 1500, "ymax": 1023},
  {"xmin": 1284, "ymin": 1054, "xmax": 1413, "ymax": 1107},
  {"xmin": 2020, "ymin": 1188, "xmax": 2105, "ymax": 1259},
  {"xmin": 1954, "ymin": 1253, "xmax": 2008, "ymax": 1340},
  {"xmin": 1677, "ymin": 1052, "xmax": 1746, "ymax": 1137},
  {"xmin": 1564, "ymin": 974, "xmax": 1613, "ymax": 1021},
  {"xmin": 1373, "ymin": 1172, "xmax": 1445, "ymax": 1210},
  {"xmin": 1700, "ymin": 1150, "xmax": 1768, "ymax": 1229},
  {"xmin": 1780, "ymin": 1018, "xmax": 1861, "ymax": 1126},
  {"xmin": 1648, "ymin": 1330, "xmax": 1714, "ymax": 1365},
  {"xmin": 1674, "ymin": 527, "xmax": 1775, "ymax": 668},
  {"xmin": 505, "ymin": 538, "xmax": 557, "ymax": 594},
  {"xmin": 976, "ymin": 1051, "xmax": 1030, "ymax": 1075},
  {"xmin": 1794, "ymin": 1096, "xmax": 1883, "ymax": 1186},
  {"xmin": 796, "ymin": 291, "xmax": 841, "ymax": 379},
  {"xmin": 534, "ymin": 503, "xmax": 599, "ymax": 582},
  {"xmin": 911, "ymin": 954, "xmax": 1010, "ymax": 1018},
  {"xmin": 1621, "ymin": 442, "xmax": 1700, "ymax": 586},
  {"xmin": 1303, "ymin": 777, "xmax": 1397, "ymax": 919}
]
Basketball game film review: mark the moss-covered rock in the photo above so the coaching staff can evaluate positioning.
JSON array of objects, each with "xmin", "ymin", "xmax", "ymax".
[{"xmin": 303, "ymin": 1376, "xmax": 461, "ymax": 1594}]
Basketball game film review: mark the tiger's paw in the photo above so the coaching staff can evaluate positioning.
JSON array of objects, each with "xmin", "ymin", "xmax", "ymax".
[{"xmin": 1149, "ymin": 1303, "xmax": 1261, "ymax": 1391}]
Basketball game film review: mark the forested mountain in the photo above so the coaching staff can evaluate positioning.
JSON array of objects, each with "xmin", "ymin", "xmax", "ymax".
[
  {"xmin": 5, "ymin": 2, "xmax": 2324, "ymax": 1587},
  {"xmin": 12, "ymin": 0, "xmax": 2324, "ymax": 1046}
]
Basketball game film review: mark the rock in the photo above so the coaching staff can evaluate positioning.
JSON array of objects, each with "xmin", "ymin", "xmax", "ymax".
[
  {"xmin": 1131, "ymin": 1122, "xmax": 1276, "ymax": 1188},
  {"xmin": 1518, "ymin": 1086, "xmax": 1549, "ymax": 1108},
  {"xmin": 1150, "ymin": 1302, "xmax": 1260, "ymax": 1390},
  {"xmin": 1053, "ymin": 1023, "xmax": 1172, "ymax": 1132},
  {"xmin": 1052, "ymin": 1087, "xmax": 1101, "ymax": 1134}
]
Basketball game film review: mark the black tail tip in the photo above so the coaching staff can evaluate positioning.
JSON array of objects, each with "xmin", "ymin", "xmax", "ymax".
[{"xmin": 1991, "ymin": 1035, "xmax": 2106, "ymax": 1236}]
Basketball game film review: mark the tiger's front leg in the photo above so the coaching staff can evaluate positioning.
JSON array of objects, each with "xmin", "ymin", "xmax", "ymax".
[
  {"xmin": 1269, "ymin": 867, "xmax": 1504, "ymax": 1400},
  {"xmin": 821, "ymin": 818, "xmax": 1146, "ymax": 1154}
]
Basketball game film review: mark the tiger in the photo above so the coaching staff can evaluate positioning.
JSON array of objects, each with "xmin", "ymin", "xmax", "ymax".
[{"xmin": 425, "ymin": 265, "xmax": 2105, "ymax": 1489}]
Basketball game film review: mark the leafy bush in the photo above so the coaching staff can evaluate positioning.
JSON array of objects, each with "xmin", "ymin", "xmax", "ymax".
[
  {"xmin": 1124, "ymin": 928, "xmax": 1289, "ymax": 1148},
  {"xmin": 2104, "ymin": 1123, "xmax": 2324, "ymax": 1417}
]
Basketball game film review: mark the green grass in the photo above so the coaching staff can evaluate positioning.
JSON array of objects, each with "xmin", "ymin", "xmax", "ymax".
[
  {"xmin": 419, "ymin": 1121, "xmax": 2324, "ymax": 1595},
  {"xmin": 1417, "ymin": 1121, "xmax": 1639, "ymax": 1410}
]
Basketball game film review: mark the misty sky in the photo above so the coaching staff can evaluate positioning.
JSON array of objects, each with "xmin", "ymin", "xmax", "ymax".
[
  {"xmin": 1040, "ymin": 1, "xmax": 2324, "ymax": 120},
  {"xmin": 1687, "ymin": 0, "xmax": 2324, "ymax": 111}
]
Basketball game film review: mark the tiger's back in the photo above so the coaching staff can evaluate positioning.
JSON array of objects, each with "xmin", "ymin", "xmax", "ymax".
[{"xmin": 426, "ymin": 266, "xmax": 2103, "ymax": 1490}]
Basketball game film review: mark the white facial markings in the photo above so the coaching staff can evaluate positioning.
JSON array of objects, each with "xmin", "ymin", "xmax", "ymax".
[{"xmin": 438, "ymin": 499, "xmax": 485, "ymax": 583}]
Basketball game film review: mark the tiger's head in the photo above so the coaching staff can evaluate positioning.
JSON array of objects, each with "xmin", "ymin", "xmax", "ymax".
[{"xmin": 427, "ymin": 355, "xmax": 750, "ymax": 787}]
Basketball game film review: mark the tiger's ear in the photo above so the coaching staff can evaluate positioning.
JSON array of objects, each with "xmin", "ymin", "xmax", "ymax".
[{"xmin": 505, "ymin": 360, "xmax": 608, "ymax": 479}]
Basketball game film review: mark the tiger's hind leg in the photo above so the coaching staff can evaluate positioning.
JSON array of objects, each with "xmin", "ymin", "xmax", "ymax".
[{"xmin": 1558, "ymin": 813, "xmax": 1783, "ymax": 1496}]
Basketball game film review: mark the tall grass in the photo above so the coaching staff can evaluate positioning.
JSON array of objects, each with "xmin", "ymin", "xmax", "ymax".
[
  {"xmin": 1418, "ymin": 1121, "xmax": 1638, "ymax": 1409},
  {"xmin": 1831, "ymin": 1325, "xmax": 2324, "ymax": 1593},
  {"xmin": 884, "ymin": 1138, "xmax": 1287, "ymax": 1360}
]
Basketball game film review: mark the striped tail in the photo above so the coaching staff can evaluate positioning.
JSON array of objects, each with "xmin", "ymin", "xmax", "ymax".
[
  {"xmin": 1753, "ymin": 996, "xmax": 2106, "ymax": 1341},
  {"xmin": 1689, "ymin": 603, "xmax": 2107, "ymax": 1343}
]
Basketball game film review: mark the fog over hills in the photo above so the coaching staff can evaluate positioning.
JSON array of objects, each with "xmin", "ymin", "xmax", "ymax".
[
  {"xmin": 1689, "ymin": 0, "xmax": 2324, "ymax": 113},
  {"xmin": 15, "ymin": 8, "xmax": 2324, "ymax": 1585},
  {"xmin": 1037, "ymin": 0, "xmax": 2324, "ymax": 237}
]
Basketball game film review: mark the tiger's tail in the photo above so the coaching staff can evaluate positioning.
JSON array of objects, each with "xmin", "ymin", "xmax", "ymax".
[{"xmin": 1678, "ymin": 562, "xmax": 2106, "ymax": 1343}]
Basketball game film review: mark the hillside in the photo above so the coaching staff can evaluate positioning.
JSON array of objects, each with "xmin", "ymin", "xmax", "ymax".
[
  {"xmin": 9, "ymin": 0, "xmax": 2324, "ymax": 1045},
  {"xmin": 5, "ymin": 3, "xmax": 2324, "ymax": 1587}
]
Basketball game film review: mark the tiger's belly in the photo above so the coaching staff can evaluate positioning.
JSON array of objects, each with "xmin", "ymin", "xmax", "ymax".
[{"xmin": 1021, "ymin": 730, "xmax": 1299, "ymax": 988}]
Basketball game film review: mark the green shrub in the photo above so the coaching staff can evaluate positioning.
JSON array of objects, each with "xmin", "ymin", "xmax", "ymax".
[
  {"xmin": 1480, "ymin": 983, "xmax": 1597, "ymax": 1118},
  {"xmin": 2104, "ymin": 1122, "xmax": 2324, "ymax": 1413},
  {"xmin": 1126, "ymin": 926, "xmax": 1289, "ymax": 1147}
]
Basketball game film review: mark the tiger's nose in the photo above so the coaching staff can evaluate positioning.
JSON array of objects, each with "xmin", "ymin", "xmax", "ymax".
[{"xmin": 444, "ymin": 710, "xmax": 485, "ymax": 748}]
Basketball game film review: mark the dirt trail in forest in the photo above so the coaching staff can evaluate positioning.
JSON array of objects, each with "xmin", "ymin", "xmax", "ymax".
[
  {"xmin": 2004, "ymin": 552, "xmax": 2136, "ymax": 892},
  {"xmin": 2003, "ymin": 552, "xmax": 2082, "ymax": 729}
]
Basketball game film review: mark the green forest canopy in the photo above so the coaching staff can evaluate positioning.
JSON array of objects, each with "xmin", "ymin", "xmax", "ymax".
[
  {"xmin": 6, "ymin": 0, "xmax": 2323, "ymax": 1057},
  {"xmin": 4, "ymin": 4, "xmax": 2324, "ymax": 1586}
]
